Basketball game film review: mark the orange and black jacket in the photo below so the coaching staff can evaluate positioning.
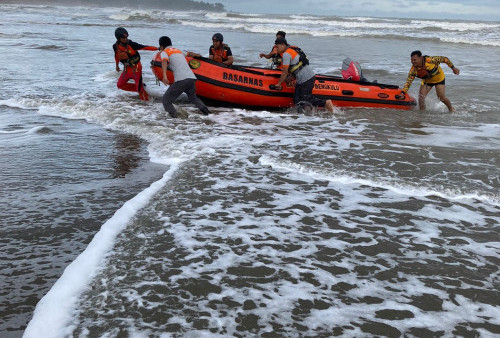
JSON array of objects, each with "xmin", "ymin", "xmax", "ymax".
[
  {"xmin": 209, "ymin": 43, "xmax": 232, "ymax": 63},
  {"xmin": 402, "ymin": 56, "xmax": 455, "ymax": 93},
  {"xmin": 113, "ymin": 40, "xmax": 157, "ymax": 66}
]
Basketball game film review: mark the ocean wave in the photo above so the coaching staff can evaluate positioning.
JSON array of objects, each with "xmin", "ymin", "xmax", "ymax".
[
  {"xmin": 226, "ymin": 12, "xmax": 262, "ymax": 19},
  {"xmin": 205, "ymin": 13, "xmax": 412, "ymax": 30},
  {"xmin": 109, "ymin": 8, "xmax": 195, "ymax": 22},
  {"xmin": 259, "ymin": 155, "xmax": 500, "ymax": 207},
  {"xmin": 0, "ymin": 32, "xmax": 24, "ymax": 39},
  {"xmin": 27, "ymin": 126, "xmax": 54, "ymax": 134},
  {"xmin": 29, "ymin": 44, "xmax": 66, "ymax": 51},
  {"xmin": 0, "ymin": 123, "xmax": 53, "ymax": 135},
  {"xmin": 411, "ymin": 19, "xmax": 500, "ymax": 31},
  {"xmin": 1, "ymin": 93, "xmax": 214, "ymax": 165},
  {"xmin": 344, "ymin": 16, "xmax": 401, "ymax": 22},
  {"xmin": 0, "ymin": 98, "xmax": 41, "ymax": 110},
  {"xmin": 173, "ymin": 17, "xmax": 496, "ymax": 46},
  {"xmin": 401, "ymin": 124, "xmax": 500, "ymax": 150},
  {"xmin": 7, "ymin": 5, "xmax": 495, "ymax": 47},
  {"xmin": 206, "ymin": 11, "xmax": 500, "ymax": 34},
  {"xmin": 440, "ymin": 36, "xmax": 500, "ymax": 47}
]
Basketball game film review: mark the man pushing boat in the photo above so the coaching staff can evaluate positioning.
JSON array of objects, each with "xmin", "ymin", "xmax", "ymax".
[
  {"xmin": 401, "ymin": 50, "xmax": 460, "ymax": 112},
  {"xmin": 271, "ymin": 37, "xmax": 334, "ymax": 112},
  {"xmin": 158, "ymin": 36, "xmax": 212, "ymax": 118}
]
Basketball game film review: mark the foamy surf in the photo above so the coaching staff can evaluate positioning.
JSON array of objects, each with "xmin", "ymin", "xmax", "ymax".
[
  {"xmin": 259, "ymin": 155, "xmax": 500, "ymax": 207},
  {"xmin": 24, "ymin": 166, "xmax": 179, "ymax": 338}
]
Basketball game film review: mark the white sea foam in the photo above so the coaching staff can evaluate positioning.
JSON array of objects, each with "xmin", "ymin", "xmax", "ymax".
[
  {"xmin": 400, "ymin": 124, "xmax": 500, "ymax": 150},
  {"xmin": 23, "ymin": 166, "xmax": 179, "ymax": 338},
  {"xmin": 98, "ymin": 141, "xmax": 497, "ymax": 336},
  {"xmin": 440, "ymin": 36, "xmax": 500, "ymax": 47},
  {"xmin": 0, "ymin": 98, "xmax": 41, "ymax": 110},
  {"xmin": 411, "ymin": 19, "xmax": 500, "ymax": 31},
  {"xmin": 0, "ymin": 126, "xmax": 46, "ymax": 134},
  {"xmin": 259, "ymin": 155, "xmax": 500, "ymax": 207}
]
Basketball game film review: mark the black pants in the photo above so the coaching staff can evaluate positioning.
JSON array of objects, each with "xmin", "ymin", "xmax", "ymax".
[
  {"xmin": 294, "ymin": 76, "xmax": 325, "ymax": 108},
  {"xmin": 162, "ymin": 78, "xmax": 209, "ymax": 117}
]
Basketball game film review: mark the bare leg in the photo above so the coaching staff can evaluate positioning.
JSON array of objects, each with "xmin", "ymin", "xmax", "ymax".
[
  {"xmin": 418, "ymin": 84, "xmax": 432, "ymax": 111},
  {"xmin": 435, "ymin": 84, "xmax": 454, "ymax": 112}
]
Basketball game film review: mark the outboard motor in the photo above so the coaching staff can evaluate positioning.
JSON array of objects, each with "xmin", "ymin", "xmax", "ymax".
[{"xmin": 342, "ymin": 58, "xmax": 366, "ymax": 82}]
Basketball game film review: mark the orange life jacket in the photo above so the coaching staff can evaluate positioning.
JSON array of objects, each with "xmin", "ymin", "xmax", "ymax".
[
  {"xmin": 210, "ymin": 44, "xmax": 230, "ymax": 63},
  {"xmin": 116, "ymin": 43, "xmax": 140, "ymax": 66},
  {"xmin": 415, "ymin": 56, "xmax": 440, "ymax": 79}
]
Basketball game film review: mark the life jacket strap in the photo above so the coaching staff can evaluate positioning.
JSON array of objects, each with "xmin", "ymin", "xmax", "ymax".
[{"xmin": 289, "ymin": 61, "xmax": 304, "ymax": 75}]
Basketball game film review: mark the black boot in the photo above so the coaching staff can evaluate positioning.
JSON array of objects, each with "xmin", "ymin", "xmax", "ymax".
[{"xmin": 200, "ymin": 107, "xmax": 211, "ymax": 116}]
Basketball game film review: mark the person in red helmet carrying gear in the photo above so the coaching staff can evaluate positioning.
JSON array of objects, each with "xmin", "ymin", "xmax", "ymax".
[
  {"xmin": 209, "ymin": 33, "xmax": 233, "ymax": 66},
  {"xmin": 113, "ymin": 27, "xmax": 157, "ymax": 101}
]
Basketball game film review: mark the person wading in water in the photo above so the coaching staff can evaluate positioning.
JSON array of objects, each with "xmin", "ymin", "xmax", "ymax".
[
  {"xmin": 113, "ymin": 27, "xmax": 158, "ymax": 101},
  {"xmin": 401, "ymin": 50, "xmax": 460, "ymax": 112}
]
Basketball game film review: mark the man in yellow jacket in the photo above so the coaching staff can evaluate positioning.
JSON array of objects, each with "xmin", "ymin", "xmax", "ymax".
[{"xmin": 402, "ymin": 50, "xmax": 460, "ymax": 112}]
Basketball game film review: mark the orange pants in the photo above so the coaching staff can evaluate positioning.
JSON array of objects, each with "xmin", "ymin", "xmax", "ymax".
[{"xmin": 117, "ymin": 63, "xmax": 148, "ymax": 100}]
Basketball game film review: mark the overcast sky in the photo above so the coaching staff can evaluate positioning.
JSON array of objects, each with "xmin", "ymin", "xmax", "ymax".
[{"xmin": 204, "ymin": 0, "xmax": 500, "ymax": 21}]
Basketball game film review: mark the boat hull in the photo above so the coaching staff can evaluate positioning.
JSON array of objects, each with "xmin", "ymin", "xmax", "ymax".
[{"xmin": 151, "ymin": 54, "xmax": 415, "ymax": 110}]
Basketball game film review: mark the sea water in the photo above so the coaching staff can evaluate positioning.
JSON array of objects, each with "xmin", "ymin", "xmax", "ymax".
[{"xmin": 0, "ymin": 4, "xmax": 499, "ymax": 337}]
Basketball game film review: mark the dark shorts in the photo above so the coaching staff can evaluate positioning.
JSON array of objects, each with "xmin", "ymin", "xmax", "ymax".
[{"xmin": 425, "ymin": 79, "xmax": 445, "ymax": 87}]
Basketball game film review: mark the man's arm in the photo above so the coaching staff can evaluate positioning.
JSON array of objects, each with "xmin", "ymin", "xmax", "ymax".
[
  {"xmin": 113, "ymin": 44, "xmax": 120, "ymax": 72},
  {"xmin": 142, "ymin": 46, "xmax": 159, "ymax": 51},
  {"xmin": 429, "ymin": 56, "xmax": 460, "ymax": 75},
  {"xmin": 273, "ymin": 68, "xmax": 289, "ymax": 90},
  {"xmin": 161, "ymin": 59, "xmax": 170, "ymax": 85},
  {"xmin": 224, "ymin": 46, "xmax": 233, "ymax": 65},
  {"xmin": 186, "ymin": 51, "xmax": 202, "ymax": 57},
  {"xmin": 401, "ymin": 68, "xmax": 416, "ymax": 93},
  {"xmin": 129, "ymin": 41, "xmax": 157, "ymax": 51},
  {"xmin": 273, "ymin": 52, "xmax": 290, "ymax": 89},
  {"xmin": 260, "ymin": 46, "xmax": 277, "ymax": 59},
  {"xmin": 224, "ymin": 55, "xmax": 234, "ymax": 65}
]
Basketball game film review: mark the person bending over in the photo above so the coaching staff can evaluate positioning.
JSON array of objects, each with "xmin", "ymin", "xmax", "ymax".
[
  {"xmin": 113, "ymin": 27, "xmax": 157, "ymax": 101},
  {"xmin": 401, "ymin": 50, "xmax": 460, "ymax": 112},
  {"xmin": 159, "ymin": 36, "xmax": 212, "ymax": 118},
  {"xmin": 272, "ymin": 37, "xmax": 334, "ymax": 112}
]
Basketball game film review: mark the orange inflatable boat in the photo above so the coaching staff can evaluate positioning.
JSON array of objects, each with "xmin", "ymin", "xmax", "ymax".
[{"xmin": 151, "ymin": 53, "xmax": 415, "ymax": 110}]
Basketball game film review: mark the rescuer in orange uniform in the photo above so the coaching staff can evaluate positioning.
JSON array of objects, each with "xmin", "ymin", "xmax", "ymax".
[
  {"xmin": 113, "ymin": 27, "xmax": 157, "ymax": 101},
  {"xmin": 260, "ymin": 30, "xmax": 286, "ymax": 69},
  {"xmin": 209, "ymin": 33, "xmax": 233, "ymax": 66}
]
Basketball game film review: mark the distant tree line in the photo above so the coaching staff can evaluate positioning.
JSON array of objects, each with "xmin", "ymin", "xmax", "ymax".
[{"xmin": 1, "ymin": 0, "xmax": 225, "ymax": 11}]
